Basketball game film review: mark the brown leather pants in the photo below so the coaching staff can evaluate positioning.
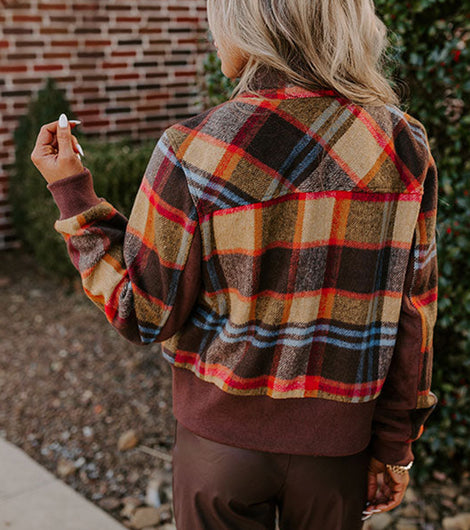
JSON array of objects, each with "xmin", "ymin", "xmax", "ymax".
[{"xmin": 172, "ymin": 421, "xmax": 370, "ymax": 530}]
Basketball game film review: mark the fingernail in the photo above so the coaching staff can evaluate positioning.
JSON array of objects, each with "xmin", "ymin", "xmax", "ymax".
[
  {"xmin": 76, "ymin": 143, "xmax": 84, "ymax": 157},
  {"xmin": 76, "ymin": 153, "xmax": 81, "ymax": 161},
  {"xmin": 59, "ymin": 113, "xmax": 68, "ymax": 128},
  {"xmin": 69, "ymin": 120, "xmax": 81, "ymax": 125}
]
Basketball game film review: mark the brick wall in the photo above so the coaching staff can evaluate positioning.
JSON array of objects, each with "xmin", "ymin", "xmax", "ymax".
[{"xmin": 0, "ymin": 0, "xmax": 210, "ymax": 249}]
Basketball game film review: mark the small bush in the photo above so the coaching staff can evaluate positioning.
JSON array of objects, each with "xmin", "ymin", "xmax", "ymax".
[{"xmin": 10, "ymin": 77, "xmax": 157, "ymax": 279}]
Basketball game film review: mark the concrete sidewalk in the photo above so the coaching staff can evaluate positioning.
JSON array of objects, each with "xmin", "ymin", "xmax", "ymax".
[{"xmin": 0, "ymin": 437, "xmax": 126, "ymax": 530}]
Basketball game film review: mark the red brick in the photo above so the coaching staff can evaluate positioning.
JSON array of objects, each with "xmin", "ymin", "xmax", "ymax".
[
  {"xmin": 51, "ymin": 40, "xmax": 79, "ymax": 47},
  {"xmin": 167, "ymin": 5, "xmax": 191, "ymax": 11},
  {"xmin": 4, "ymin": 28, "xmax": 33, "ymax": 35},
  {"xmin": 148, "ymin": 17, "xmax": 171, "ymax": 23},
  {"xmin": 104, "ymin": 4, "xmax": 131, "ymax": 10},
  {"xmin": 135, "ymin": 4, "xmax": 162, "ymax": 11},
  {"xmin": 177, "ymin": 38, "xmax": 199, "ymax": 45},
  {"xmin": 40, "ymin": 27, "xmax": 69, "ymax": 34},
  {"xmin": 82, "ymin": 119, "xmax": 111, "ymax": 127},
  {"xmin": 115, "ymin": 117, "xmax": 139, "ymax": 125},
  {"xmin": 13, "ymin": 15, "xmax": 42, "ymax": 22},
  {"xmin": 111, "ymin": 51, "xmax": 136, "ymax": 57},
  {"xmin": 0, "ymin": 41, "xmax": 9, "ymax": 48},
  {"xmin": 146, "ymin": 92, "xmax": 170, "ymax": 100},
  {"xmin": 12, "ymin": 77, "xmax": 43, "ymax": 84},
  {"xmin": 116, "ymin": 17, "xmax": 141, "ymax": 23},
  {"xmin": 176, "ymin": 17, "xmax": 200, "ymax": 24},
  {"xmin": 50, "ymin": 15, "xmax": 77, "ymax": 22},
  {"xmin": 141, "ymin": 28, "xmax": 163, "ymax": 34},
  {"xmin": 70, "ymin": 63, "xmax": 98, "ymax": 70},
  {"xmin": 44, "ymin": 52, "xmax": 72, "ymax": 59},
  {"xmin": 108, "ymin": 28, "xmax": 134, "ymax": 34},
  {"xmin": 115, "ymin": 95, "xmax": 140, "ymax": 102},
  {"xmin": 16, "ymin": 40, "xmax": 44, "ymax": 47},
  {"xmin": 84, "ymin": 40, "xmax": 112, "ymax": 46},
  {"xmin": 38, "ymin": 3, "xmax": 67, "ymax": 9},
  {"xmin": 0, "ymin": 65, "xmax": 28, "ymax": 73},
  {"xmin": 137, "ymin": 105, "xmax": 161, "ymax": 112},
  {"xmin": 73, "ymin": 86, "xmax": 101, "ymax": 94},
  {"xmin": 72, "ymin": 3, "xmax": 99, "ymax": 10},
  {"xmin": 174, "ymin": 70, "xmax": 197, "ymax": 77},
  {"xmin": 82, "ymin": 74, "xmax": 107, "ymax": 82},
  {"xmin": 71, "ymin": 107, "xmax": 101, "ymax": 116},
  {"xmin": 142, "ymin": 50, "xmax": 165, "ymax": 57},
  {"xmin": 82, "ymin": 15, "xmax": 109, "ymax": 23},
  {"xmin": 102, "ymin": 62, "xmax": 128, "ymax": 69},
  {"xmin": 114, "ymin": 73, "xmax": 140, "ymax": 81},
  {"xmin": 7, "ymin": 53, "xmax": 36, "ymax": 60},
  {"xmin": 33, "ymin": 64, "xmax": 64, "ymax": 71}
]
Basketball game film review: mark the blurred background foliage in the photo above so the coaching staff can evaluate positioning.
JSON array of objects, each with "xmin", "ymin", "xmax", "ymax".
[
  {"xmin": 11, "ymin": 78, "xmax": 155, "ymax": 278},
  {"xmin": 11, "ymin": 0, "xmax": 470, "ymax": 483}
]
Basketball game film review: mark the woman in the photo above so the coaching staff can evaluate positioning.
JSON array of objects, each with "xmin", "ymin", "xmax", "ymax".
[{"xmin": 31, "ymin": 0, "xmax": 439, "ymax": 528}]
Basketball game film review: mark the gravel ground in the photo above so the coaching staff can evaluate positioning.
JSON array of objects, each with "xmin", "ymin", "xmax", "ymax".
[
  {"xmin": 0, "ymin": 248, "xmax": 175, "ymax": 527},
  {"xmin": 1, "ymin": 248, "xmax": 469, "ymax": 530}
]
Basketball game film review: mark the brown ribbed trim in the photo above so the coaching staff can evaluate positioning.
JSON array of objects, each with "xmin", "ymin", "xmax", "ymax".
[
  {"xmin": 170, "ymin": 365, "xmax": 377, "ymax": 457},
  {"xmin": 47, "ymin": 167, "xmax": 102, "ymax": 220}
]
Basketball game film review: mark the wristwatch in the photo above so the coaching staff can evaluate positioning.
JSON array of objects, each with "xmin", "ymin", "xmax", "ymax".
[{"xmin": 385, "ymin": 461, "xmax": 413, "ymax": 475}]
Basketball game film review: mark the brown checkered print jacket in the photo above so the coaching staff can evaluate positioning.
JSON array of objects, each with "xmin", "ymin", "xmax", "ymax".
[{"xmin": 49, "ymin": 83, "xmax": 439, "ymax": 465}]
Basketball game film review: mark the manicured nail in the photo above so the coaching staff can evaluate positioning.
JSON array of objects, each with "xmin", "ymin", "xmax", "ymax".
[
  {"xmin": 76, "ymin": 153, "xmax": 81, "ymax": 161},
  {"xmin": 69, "ymin": 120, "xmax": 81, "ymax": 125},
  {"xmin": 58, "ymin": 113, "xmax": 68, "ymax": 128},
  {"xmin": 76, "ymin": 143, "xmax": 84, "ymax": 157}
]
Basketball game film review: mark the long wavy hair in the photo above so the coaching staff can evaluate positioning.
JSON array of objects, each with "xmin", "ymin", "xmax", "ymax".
[{"xmin": 206, "ymin": 0, "xmax": 403, "ymax": 107}]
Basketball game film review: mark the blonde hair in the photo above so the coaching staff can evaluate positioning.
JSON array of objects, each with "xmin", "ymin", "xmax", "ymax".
[{"xmin": 207, "ymin": 0, "xmax": 403, "ymax": 107}]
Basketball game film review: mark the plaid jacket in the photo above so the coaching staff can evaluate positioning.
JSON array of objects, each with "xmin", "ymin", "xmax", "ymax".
[{"xmin": 49, "ymin": 84, "xmax": 439, "ymax": 464}]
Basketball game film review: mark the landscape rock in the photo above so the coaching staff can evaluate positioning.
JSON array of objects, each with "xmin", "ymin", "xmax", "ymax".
[
  {"xmin": 56, "ymin": 458, "xmax": 76, "ymax": 477},
  {"xmin": 118, "ymin": 429, "xmax": 139, "ymax": 451},
  {"xmin": 442, "ymin": 484, "xmax": 462, "ymax": 499},
  {"xmin": 129, "ymin": 506, "xmax": 161, "ymax": 529},
  {"xmin": 395, "ymin": 523, "xmax": 420, "ymax": 530},
  {"xmin": 399, "ymin": 503, "xmax": 421, "ymax": 518},
  {"xmin": 425, "ymin": 504, "xmax": 440, "ymax": 521},
  {"xmin": 99, "ymin": 496, "xmax": 121, "ymax": 511},
  {"xmin": 443, "ymin": 513, "xmax": 470, "ymax": 530},
  {"xmin": 404, "ymin": 487, "xmax": 418, "ymax": 503},
  {"xmin": 145, "ymin": 469, "xmax": 172, "ymax": 508},
  {"xmin": 368, "ymin": 512, "xmax": 394, "ymax": 530},
  {"xmin": 458, "ymin": 496, "xmax": 470, "ymax": 510},
  {"xmin": 120, "ymin": 497, "xmax": 143, "ymax": 519}
]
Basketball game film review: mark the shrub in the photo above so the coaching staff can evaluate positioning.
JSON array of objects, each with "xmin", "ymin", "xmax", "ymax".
[
  {"xmin": 11, "ymin": 77, "xmax": 157, "ymax": 278},
  {"xmin": 200, "ymin": 1, "xmax": 470, "ymax": 482}
]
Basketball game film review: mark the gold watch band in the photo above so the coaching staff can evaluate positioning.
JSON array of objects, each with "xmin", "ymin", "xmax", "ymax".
[{"xmin": 385, "ymin": 461, "xmax": 413, "ymax": 474}]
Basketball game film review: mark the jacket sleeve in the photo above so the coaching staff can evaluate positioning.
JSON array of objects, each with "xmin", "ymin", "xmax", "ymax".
[
  {"xmin": 369, "ymin": 147, "xmax": 439, "ymax": 466},
  {"xmin": 47, "ymin": 129, "xmax": 202, "ymax": 344}
]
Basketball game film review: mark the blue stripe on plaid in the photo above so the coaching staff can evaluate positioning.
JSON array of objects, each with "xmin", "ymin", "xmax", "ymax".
[
  {"xmin": 263, "ymin": 102, "xmax": 348, "ymax": 198},
  {"xmin": 158, "ymin": 137, "xmax": 238, "ymax": 210},
  {"xmin": 189, "ymin": 306, "xmax": 398, "ymax": 350},
  {"xmin": 387, "ymin": 105, "xmax": 428, "ymax": 149}
]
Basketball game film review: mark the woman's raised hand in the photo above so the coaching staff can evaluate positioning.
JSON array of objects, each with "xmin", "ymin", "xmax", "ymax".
[{"xmin": 31, "ymin": 113, "xmax": 85, "ymax": 184}]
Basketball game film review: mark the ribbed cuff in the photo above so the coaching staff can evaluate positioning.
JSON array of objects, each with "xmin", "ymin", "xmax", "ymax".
[
  {"xmin": 368, "ymin": 436, "xmax": 414, "ymax": 466},
  {"xmin": 47, "ymin": 168, "xmax": 103, "ymax": 220}
]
